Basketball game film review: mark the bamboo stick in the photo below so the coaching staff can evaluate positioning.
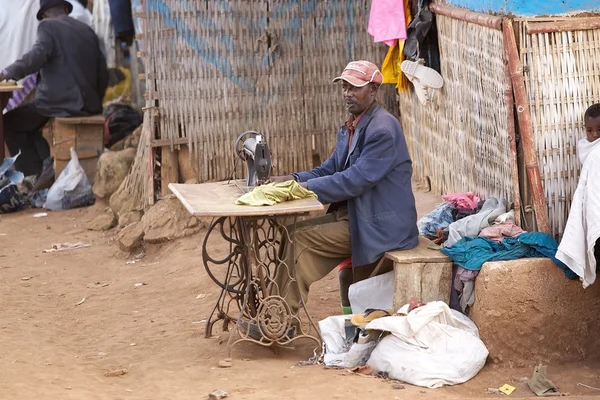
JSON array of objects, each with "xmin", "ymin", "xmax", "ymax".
[
  {"xmin": 503, "ymin": 19, "xmax": 550, "ymax": 233},
  {"xmin": 429, "ymin": 3, "xmax": 502, "ymax": 31},
  {"xmin": 503, "ymin": 43, "xmax": 522, "ymax": 227},
  {"xmin": 527, "ymin": 18, "xmax": 600, "ymax": 34}
]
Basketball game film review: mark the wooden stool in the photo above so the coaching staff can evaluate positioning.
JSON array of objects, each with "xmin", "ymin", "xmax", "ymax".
[
  {"xmin": 47, "ymin": 115, "xmax": 105, "ymax": 185},
  {"xmin": 384, "ymin": 236, "xmax": 452, "ymax": 310}
]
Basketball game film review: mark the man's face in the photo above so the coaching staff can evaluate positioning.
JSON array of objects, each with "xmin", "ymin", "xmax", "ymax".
[
  {"xmin": 342, "ymin": 82, "xmax": 376, "ymax": 115},
  {"xmin": 585, "ymin": 116, "xmax": 600, "ymax": 142}
]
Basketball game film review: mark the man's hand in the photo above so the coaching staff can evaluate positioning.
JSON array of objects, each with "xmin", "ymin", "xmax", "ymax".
[
  {"xmin": 264, "ymin": 175, "xmax": 296, "ymax": 184},
  {"xmin": 0, "ymin": 70, "xmax": 7, "ymax": 82}
]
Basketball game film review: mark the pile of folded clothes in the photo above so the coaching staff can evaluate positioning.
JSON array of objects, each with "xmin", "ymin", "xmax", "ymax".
[{"xmin": 418, "ymin": 192, "xmax": 577, "ymax": 314}]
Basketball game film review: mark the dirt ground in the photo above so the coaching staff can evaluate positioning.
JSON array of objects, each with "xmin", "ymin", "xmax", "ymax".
[{"xmin": 2, "ymin": 190, "xmax": 600, "ymax": 400}]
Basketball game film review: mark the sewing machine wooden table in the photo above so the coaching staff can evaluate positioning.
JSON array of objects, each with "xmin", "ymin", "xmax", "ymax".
[
  {"xmin": 169, "ymin": 180, "xmax": 325, "ymax": 354},
  {"xmin": 0, "ymin": 84, "xmax": 24, "ymax": 164}
]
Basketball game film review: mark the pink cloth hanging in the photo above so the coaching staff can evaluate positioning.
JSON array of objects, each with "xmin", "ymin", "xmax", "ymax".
[
  {"xmin": 442, "ymin": 192, "xmax": 481, "ymax": 210},
  {"xmin": 368, "ymin": 0, "xmax": 407, "ymax": 47}
]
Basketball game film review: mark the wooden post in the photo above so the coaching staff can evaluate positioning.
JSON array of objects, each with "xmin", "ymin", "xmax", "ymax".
[
  {"xmin": 502, "ymin": 19, "xmax": 550, "ymax": 233},
  {"xmin": 161, "ymin": 147, "xmax": 179, "ymax": 197},
  {"xmin": 503, "ymin": 40, "xmax": 522, "ymax": 227},
  {"xmin": 429, "ymin": 3, "xmax": 503, "ymax": 30},
  {"xmin": 526, "ymin": 18, "xmax": 600, "ymax": 34}
]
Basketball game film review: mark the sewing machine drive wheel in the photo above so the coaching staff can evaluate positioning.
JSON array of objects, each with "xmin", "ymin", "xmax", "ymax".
[
  {"xmin": 235, "ymin": 130, "xmax": 261, "ymax": 160},
  {"xmin": 256, "ymin": 296, "xmax": 293, "ymax": 341}
]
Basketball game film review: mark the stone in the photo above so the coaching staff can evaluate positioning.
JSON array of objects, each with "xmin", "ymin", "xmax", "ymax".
[
  {"xmin": 117, "ymin": 222, "xmax": 144, "ymax": 252},
  {"xmin": 93, "ymin": 148, "xmax": 137, "ymax": 199},
  {"xmin": 141, "ymin": 197, "xmax": 202, "ymax": 243},
  {"xmin": 118, "ymin": 210, "xmax": 143, "ymax": 227},
  {"xmin": 470, "ymin": 258, "xmax": 600, "ymax": 367},
  {"xmin": 87, "ymin": 212, "xmax": 117, "ymax": 231},
  {"xmin": 208, "ymin": 389, "xmax": 228, "ymax": 400}
]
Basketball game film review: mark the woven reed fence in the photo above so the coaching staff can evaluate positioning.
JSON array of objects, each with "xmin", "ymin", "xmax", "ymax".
[
  {"xmin": 398, "ymin": 14, "xmax": 514, "ymax": 203},
  {"xmin": 519, "ymin": 20, "xmax": 600, "ymax": 236},
  {"xmin": 140, "ymin": 0, "xmax": 393, "ymax": 187}
]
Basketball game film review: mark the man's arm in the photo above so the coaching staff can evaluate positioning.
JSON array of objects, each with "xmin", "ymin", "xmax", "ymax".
[
  {"xmin": 294, "ymin": 151, "xmax": 338, "ymax": 181},
  {"xmin": 4, "ymin": 24, "xmax": 54, "ymax": 81},
  {"xmin": 306, "ymin": 126, "xmax": 399, "ymax": 204},
  {"xmin": 269, "ymin": 148, "xmax": 338, "ymax": 184}
]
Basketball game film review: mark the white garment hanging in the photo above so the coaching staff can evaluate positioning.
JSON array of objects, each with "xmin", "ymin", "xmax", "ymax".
[
  {"xmin": 0, "ymin": 0, "xmax": 38, "ymax": 72},
  {"xmin": 556, "ymin": 139, "xmax": 600, "ymax": 287},
  {"xmin": 66, "ymin": 0, "xmax": 93, "ymax": 27}
]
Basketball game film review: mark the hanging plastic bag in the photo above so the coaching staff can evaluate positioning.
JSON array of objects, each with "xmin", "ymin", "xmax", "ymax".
[{"xmin": 44, "ymin": 148, "xmax": 95, "ymax": 211}]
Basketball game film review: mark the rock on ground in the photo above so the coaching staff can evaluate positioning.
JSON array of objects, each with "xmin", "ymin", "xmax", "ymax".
[
  {"xmin": 141, "ymin": 197, "xmax": 202, "ymax": 243},
  {"xmin": 117, "ymin": 222, "xmax": 144, "ymax": 252},
  {"xmin": 118, "ymin": 210, "xmax": 143, "ymax": 227},
  {"xmin": 87, "ymin": 212, "xmax": 117, "ymax": 231},
  {"xmin": 470, "ymin": 258, "xmax": 600, "ymax": 367},
  {"xmin": 93, "ymin": 148, "xmax": 137, "ymax": 199}
]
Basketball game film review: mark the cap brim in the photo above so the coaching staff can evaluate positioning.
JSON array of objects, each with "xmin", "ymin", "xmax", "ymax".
[{"xmin": 332, "ymin": 76, "xmax": 370, "ymax": 87}]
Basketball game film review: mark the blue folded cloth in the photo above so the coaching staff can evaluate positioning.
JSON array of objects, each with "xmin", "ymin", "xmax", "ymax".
[
  {"xmin": 418, "ymin": 202, "xmax": 453, "ymax": 237},
  {"xmin": 441, "ymin": 232, "xmax": 578, "ymax": 280}
]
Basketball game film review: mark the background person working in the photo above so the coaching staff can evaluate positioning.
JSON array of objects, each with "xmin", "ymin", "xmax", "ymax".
[
  {"xmin": 0, "ymin": 0, "xmax": 108, "ymax": 177},
  {"xmin": 272, "ymin": 60, "xmax": 419, "ymax": 316}
]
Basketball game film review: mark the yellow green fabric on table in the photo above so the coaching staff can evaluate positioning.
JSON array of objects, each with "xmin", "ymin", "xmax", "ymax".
[{"xmin": 235, "ymin": 181, "xmax": 318, "ymax": 206}]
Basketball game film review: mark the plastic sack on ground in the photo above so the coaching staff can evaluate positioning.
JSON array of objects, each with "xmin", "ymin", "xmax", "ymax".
[
  {"xmin": 44, "ymin": 148, "xmax": 95, "ymax": 211},
  {"xmin": 0, "ymin": 151, "xmax": 26, "ymax": 214},
  {"xmin": 366, "ymin": 301, "xmax": 488, "ymax": 388},
  {"xmin": 349, "ymin": 270, "xmax": 394, "ymax": 315},
  {"xmin": 318, "ymin": 315, "xmax": 377, "ymax": 368}
]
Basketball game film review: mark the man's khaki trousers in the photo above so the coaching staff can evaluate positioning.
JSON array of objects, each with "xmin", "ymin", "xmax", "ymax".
[{"xmin": 273, "ymin": 207, "xmax": 391, "ymax": 314}]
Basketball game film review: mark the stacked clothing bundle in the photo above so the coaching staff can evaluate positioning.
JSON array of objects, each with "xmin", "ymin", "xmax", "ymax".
[
  {"xmin": 417, "ymin": 192, "xmax": 484, "ymax": 244},
  {"xmin": 418, "ymin": 192, "xmax": 576, "ymax": 314}
]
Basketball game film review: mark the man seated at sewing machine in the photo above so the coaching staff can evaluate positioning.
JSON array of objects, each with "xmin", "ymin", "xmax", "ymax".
[{"xmin": 270, "ymin": 60, "xmax": 419, "ymax": 316}]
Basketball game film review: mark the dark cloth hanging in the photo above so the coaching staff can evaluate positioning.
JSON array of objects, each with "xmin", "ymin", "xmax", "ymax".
[{"xmin": 404, "ymin": 0, "xmax": 441, "ymax": 73}]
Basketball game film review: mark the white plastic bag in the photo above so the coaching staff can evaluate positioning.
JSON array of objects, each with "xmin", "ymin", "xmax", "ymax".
[
  {"xmin": 44, "ymin": 148, "xmax": 94, "ymax": 211},
  {"xmin": 318, "ymin": 315, "xmax": 377, "ymax": 368},
  {"xmin": 366, "ymin": 301, "xmax": 488, "ymax": 388},
  {"xmin": 348, "ymin": 270, "xmax": 394, "ymax": 315}
]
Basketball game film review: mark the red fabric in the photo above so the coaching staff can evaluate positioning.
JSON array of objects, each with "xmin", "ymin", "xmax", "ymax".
[
  {"xmin": 345, "ymin": 111, "xmax": 366, "ymax": 150},
  {"xmin": 337, "ymin": 257, "xmax": 353, "ymax": 271},
  {"xmin": 103, "ymin": 113, "xmax": 114, "ymax": 146}
]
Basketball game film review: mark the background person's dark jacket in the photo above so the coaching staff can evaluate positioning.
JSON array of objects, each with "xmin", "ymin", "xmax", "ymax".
[
  {"xmin": 108, "ymin": 0, "xmax": 134, "ymax": 38},
  {"xmin": 4, "ymin": 15, "xmax": 109, "ymax": 117}
]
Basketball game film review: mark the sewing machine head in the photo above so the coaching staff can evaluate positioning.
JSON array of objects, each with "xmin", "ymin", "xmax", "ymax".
[{"xmin": 235, "ymin": 131, "xmax": 272, "ymax": 188}]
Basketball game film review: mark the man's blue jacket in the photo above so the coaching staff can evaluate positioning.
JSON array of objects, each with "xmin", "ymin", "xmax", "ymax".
[{"xmin": 296, "ymin": 104, "xmax": 419, "ymax": 267}]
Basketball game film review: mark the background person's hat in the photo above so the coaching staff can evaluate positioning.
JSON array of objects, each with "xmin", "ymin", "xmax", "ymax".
[
  {"xmin": 37, "ymin": 0, "xmax": 73, "ymax": 21},
  {"xmin": 333, "ymin": 60, "xmax": 383, "ymax": 87}
]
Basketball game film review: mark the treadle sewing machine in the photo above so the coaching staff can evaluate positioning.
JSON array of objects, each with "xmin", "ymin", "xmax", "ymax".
[
  {"xmin": 169, "ymin": 131, "xmax": 324, "ymax": 355},
  {"xmin": 235, "ymin": 131, "xmax": 272, "ymax": 187}
]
